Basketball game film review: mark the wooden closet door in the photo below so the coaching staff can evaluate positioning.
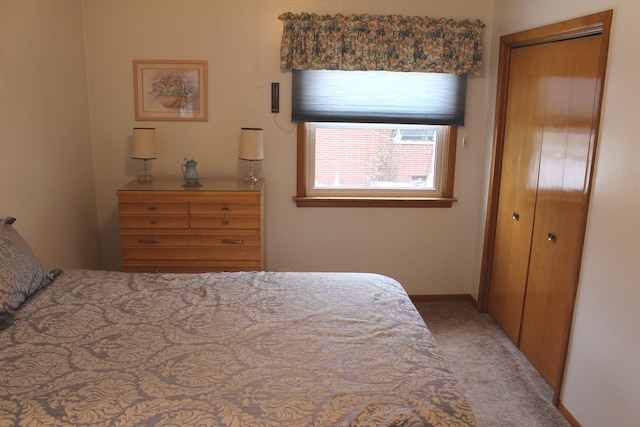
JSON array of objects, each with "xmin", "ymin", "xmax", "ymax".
[
  {"xmin": 519, "ymin": 34, "xmax": 604, "ymax": 390},
  {"xmin": 486, "ymin": 46, "xmax": 544, "ymax": 344},
  {"xmin": 480, "ymin": 11, "xmax": 612, "ymax": 402}
]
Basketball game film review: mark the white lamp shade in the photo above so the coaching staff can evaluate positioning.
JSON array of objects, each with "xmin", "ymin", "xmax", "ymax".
[
  {"xmin": 239, "ymin": 128, "xmax": 264, "ymax": 161},
  {"xmin": 132, "ymin": 128, "xmax": 157, "ymax": 159}
]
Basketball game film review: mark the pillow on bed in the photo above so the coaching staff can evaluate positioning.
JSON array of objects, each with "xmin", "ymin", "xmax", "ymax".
[{"xmin": 0, "ymin": 217, "xmax": 53, "ymax": 319}]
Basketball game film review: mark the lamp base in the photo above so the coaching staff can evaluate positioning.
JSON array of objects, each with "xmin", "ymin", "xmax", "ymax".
[
  {"xmin": 137, "ymin": 174, "xmax": 154, "ymax": 184},
  {"xmin": 242, "ymin": 159, "xmax": 261, "ymax": 185},
  {"xmin": 243, "ymin": 175, "xmax": 260, "ymax": 184}
]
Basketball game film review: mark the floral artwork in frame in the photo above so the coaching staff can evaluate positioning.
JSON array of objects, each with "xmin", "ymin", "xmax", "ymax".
[{"xmin": 134, "ymin": 60, "xmax": 208, "ymax": 121}]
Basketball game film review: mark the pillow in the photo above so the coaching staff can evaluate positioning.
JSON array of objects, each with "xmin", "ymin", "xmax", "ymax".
[{"xmin": 0, "ymin": 217, "xmax": 53, "ymax": 318}]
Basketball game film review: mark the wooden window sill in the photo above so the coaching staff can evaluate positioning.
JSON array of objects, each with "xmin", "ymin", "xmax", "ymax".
[{"xmin": 293, "ymin": 196, "xmax": 457, "ymax": 208}]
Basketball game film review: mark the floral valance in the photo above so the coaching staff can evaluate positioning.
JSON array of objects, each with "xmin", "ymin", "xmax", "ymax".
[{"xmin": 278, "ymin": 13, "xmax": 485, "ymax": 75}]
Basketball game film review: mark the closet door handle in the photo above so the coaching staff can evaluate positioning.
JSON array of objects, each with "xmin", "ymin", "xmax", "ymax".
[
  {"xmin": 547, "ymin": 232, "xmax": 556, "ymax": 242},
  {"xmin": 512, "ymin": 211, "xmax": 520, "ymax": 221}
]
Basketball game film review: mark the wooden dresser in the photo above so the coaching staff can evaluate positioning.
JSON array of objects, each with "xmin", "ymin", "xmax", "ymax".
[{"xmin": 117, "ymin": 177, "xmax": 263, "ymax": 273}]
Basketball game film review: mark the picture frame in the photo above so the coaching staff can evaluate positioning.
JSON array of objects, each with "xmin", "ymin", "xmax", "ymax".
[{"xmin": 134, "ymin": 60, "xmax": 208, "ymax": 121}]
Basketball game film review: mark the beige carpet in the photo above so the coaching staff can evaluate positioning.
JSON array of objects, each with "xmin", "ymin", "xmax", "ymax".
[{"xmin": 414, "ymin": 300, "xmax": 571, "ymax": 427}]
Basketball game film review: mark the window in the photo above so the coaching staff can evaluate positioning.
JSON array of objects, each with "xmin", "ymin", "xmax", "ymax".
[
  {"xmin": 394, "ymin": 129, "xmax": 436, "ymax": 144},
  {"xmin": 292, "ymin": 70, "xmax": 462, "ymax": 207},
  {"xmin": 295, "ymin": 123, "xmax": 457, "ymax": 207}
]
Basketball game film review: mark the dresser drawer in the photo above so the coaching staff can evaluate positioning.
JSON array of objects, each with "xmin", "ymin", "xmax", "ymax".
[
  {"xmin": 118, "ymin": 202, "xmax": 188, "ymax": 215},
  {"xmin": 122, "ymin": 260, "xmax": 261, "ymax": 273},
  {"xmin": 121, "ymin": 246, "xmax": 261, "ymax": 261},
  {"xmin": 191, "ymin": 215, "xmax": 261, "ymax": 230},
  {"xmin": 191, "ymin": 201, "xmax": 260, "ymax": 216},
  {"xmin": 119, "ymin": 215, "xmax": 189, "ymax": 229},
  {"xmin": 120, "ymin": 232, "xmax": 260, "ymax": 248}
]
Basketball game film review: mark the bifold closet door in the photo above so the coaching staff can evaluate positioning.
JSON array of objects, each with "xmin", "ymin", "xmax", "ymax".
[
  {"xmin": 486, "ymin": 46, "xmax": 544, "ymax": 344},
  {"xmin": 482, "ymin": 11, "xmax": 612, "ymax": 401},
  {"xmin": 518, "ymin": 33, "xmax": 604, "ymax": 390}
]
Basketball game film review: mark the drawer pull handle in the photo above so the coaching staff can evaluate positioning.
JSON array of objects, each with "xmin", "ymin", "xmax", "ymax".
[
  {"xmin": 148, "ymin": 206, "xmax": 157, "ymax": 211},
  {"xmin": 222, "ymin": 220, "xmax": 230, "ymax": 225},
  {"xmin": 222, "ymin": 239, "xmax": 244, "ymax": 245},
  {"xmin": 138, "ymin": 238, "xmax": 159, "ymax": 244},
  {"xmin": 221, "ymin": 207, "xmax": 229, "ymax": 211},
  {"xmin": 150, "ymin": 220, "xmax": 158, "ymax": 225}
]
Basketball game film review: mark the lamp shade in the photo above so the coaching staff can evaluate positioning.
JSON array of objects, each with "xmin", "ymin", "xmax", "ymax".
[
  {"xmin": 239, "ymin": 128, "xmax": 264, "ymax": 161},
  {"xmin": 132, "ymin": 128, "xmax": 157, "ymax": 159}
]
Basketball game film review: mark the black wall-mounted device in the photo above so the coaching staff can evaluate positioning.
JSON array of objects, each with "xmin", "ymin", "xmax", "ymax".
[{"xmin": 271, "ymin": 82, "xmax": 279, "ymax": 113}]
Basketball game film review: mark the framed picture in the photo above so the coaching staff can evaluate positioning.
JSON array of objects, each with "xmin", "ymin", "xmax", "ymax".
[{"xmin": 134, "ymin": 60, "xmax": 208, "ymax": 121}]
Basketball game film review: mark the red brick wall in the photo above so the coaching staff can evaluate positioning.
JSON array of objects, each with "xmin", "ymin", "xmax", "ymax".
[{"xmin": 314, "ymin": 128, "xmax": 434, "ymax": 188}]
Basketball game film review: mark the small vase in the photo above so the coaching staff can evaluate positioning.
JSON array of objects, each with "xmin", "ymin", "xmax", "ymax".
[{"xmin": 182, "ymin": 159, "xmax": 200, "ymax": 183}]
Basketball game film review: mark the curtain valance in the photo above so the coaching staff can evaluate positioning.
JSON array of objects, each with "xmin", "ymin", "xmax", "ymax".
[{"xmin": 278, "ymin": 13, "xmax": 485, "ymax": 75}]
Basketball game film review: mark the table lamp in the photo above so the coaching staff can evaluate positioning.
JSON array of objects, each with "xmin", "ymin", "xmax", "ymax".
[
  {"xmin": 132, "ymin": 127, "xmax": 157, "ymax": 184},
  {"xmin": 239, "ymin": 127, "xmax": 264, "ymax": 184}
]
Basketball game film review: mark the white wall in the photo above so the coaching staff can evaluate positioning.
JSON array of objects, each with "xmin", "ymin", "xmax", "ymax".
[
  {"xmin": 82, "ymin": 0, "xmax": 494, "ymax": 296},
  {"xmin": 490, "ymin": 1, "xmax": 640, "ymax": 425},
  {"xmin": 0, "ymin": 0, "xmax": 101, "ymax": 270}
]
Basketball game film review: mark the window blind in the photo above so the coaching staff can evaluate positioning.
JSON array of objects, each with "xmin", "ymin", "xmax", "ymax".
[{"xmin": 292, "ymin": 70, "xmax": 467, "ymax": 125}]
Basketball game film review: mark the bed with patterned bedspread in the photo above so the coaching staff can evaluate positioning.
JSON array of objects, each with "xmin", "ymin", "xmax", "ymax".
[{"xmin": 0, "ymin": 221, "xmax": 476, "ymax": 426}]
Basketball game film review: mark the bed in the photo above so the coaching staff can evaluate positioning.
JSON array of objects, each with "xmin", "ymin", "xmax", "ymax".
[{"xmin": 0, "ymin": 217, "xmax": 476, "ymax": 426}]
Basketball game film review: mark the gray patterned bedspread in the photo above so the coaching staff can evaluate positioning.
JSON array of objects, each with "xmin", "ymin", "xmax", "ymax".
[{"xmin": 0, "ymin": 270, "xmax": 476, "ymax": 426}]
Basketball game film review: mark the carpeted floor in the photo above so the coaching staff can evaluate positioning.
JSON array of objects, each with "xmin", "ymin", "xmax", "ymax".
[{"xmin": 414, "ymin": 300, "xmax": 570, "ymax": 427}]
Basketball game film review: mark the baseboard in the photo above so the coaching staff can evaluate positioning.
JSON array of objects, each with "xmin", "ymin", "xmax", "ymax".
[
  {"xmin": 409, "ymin": 293, "xmax": 477, "ymax": 307},
  {"xmin": 558, "ymin": 403, "xmax": 582, "ymax": 427}
]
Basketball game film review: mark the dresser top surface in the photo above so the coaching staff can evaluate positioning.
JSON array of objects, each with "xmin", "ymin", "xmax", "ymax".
[{"xmin": 118, "ymin": 177, "xmax": 263, "ymax": 193}]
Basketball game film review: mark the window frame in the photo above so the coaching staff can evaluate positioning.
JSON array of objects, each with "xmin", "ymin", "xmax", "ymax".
[{"xmin": 294, "ymin": 123, "xmax": 458, "ymax": 208}]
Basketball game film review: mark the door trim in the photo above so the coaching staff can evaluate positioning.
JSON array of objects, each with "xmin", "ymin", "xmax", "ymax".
[{"xmin": 477, "ymin": 10, "xmax": 612, "ymax": 403}]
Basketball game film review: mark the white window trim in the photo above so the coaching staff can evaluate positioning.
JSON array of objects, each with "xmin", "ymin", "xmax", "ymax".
[
  {"xmin": 294, "ymin": 123, "xmax": 458, "ymax": 208},
  {"xmin": 306, "ymin": 123, "xmax": 447, "ymax": 198}
]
